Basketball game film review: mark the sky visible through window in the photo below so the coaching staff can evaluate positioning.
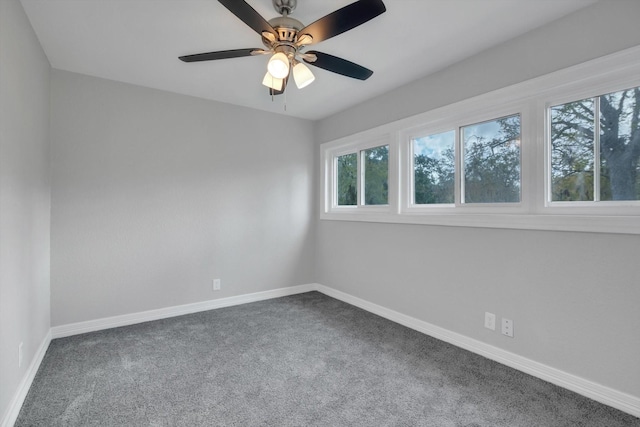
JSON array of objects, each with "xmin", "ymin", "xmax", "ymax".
[
  {"xmin": 413, "ymin": 121, "xmax": 508, "ymax": 156},
  {"xmin": 413, "ymin": 131, "xmax": 454, "ymax": 158}
]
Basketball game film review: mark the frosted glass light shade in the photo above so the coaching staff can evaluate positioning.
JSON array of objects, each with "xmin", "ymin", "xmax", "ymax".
[
  {"xmin": 293, "ymin": 62, "xmax": 315, "ymax": 89},
  {"xmin": 262, "ymin": 72, "xmax": 283, "ymax": 90},
  {"xmin": 267, "ymin": 52, "xmax": 290, "ymax": 79}
]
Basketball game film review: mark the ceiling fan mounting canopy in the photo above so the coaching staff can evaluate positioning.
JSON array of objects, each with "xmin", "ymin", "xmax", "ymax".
[
  {"xmin": 272, "ymin": 0, "xmax": 297, "ymax": 16},
  {"xmin": 179, "ymin": 0, "xmax": 386, "ymax": 95}
]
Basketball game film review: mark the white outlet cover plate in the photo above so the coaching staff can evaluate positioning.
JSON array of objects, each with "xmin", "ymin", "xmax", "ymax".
[
  {"xmin": 501, "ymin": 318, "xmax": 514, "ymax": 337},
  {"xmin": 484, "ymin": 312, "xmax": 496, "ymax": 330}
]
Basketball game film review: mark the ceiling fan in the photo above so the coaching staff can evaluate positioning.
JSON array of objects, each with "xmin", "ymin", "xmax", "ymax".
[{"xmin": 179, "ymin": 0, "xmax": 386, "ymax": 95}]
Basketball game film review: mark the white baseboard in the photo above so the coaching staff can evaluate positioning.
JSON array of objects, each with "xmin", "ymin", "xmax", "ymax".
[
  {"xmin": 314, "ymin": 284, "xmax": 640, "ymax": 419},
  {"xmin": 51, "ymin": 284, "xmax": 316, "ymax": 339},
  {"xmin": 1, "ymin": 330, "xmax": 51, "ymax": 427}
]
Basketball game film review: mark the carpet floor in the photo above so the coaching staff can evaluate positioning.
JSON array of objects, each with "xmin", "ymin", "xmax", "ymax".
[{"xmin": 16, "ymin": 292, "xmax": 640, "ymax": 426}]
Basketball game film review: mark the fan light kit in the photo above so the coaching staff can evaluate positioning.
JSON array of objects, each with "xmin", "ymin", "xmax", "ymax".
[
  {"xmin": 268, "ymin": 52, "xmax": 290, "ymax": 79},
  {"xmin": 179, "ymin": 0, "xmax": 386, "ymax": 96}
]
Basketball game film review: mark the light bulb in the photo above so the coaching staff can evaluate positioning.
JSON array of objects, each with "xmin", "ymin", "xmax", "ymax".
[
  {"xmin": 267, "ymin": 52, "xmax": 290, "ymax": 79},
  {"xmin": 293, "ymin": 62, "xmax": 315, "ymax": 89},
  {"xmin": 262, "ymin": 72, "xmax": 283, "ymax": 91}
]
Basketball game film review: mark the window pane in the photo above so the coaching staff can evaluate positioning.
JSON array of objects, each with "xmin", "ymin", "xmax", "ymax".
[
  {"xmin": 550, "ymin": 98, "xmax": 595, "ymax": 201},
  {"xmin": 599, "ymin": 87, "xmax": 640, "ymax": 201},
  {"xmin": 363, "ymin": 145, "xmax": 388, "ymax": 205},
  {"xmin": 413, "ymin": 131, "xmax": 455, "ymax": 204},
  {"xmin": 336, "ymin": 153, "xmax": 357, "ymax": 205},
  {"xmin": 462, "ymin": 115, "xmax": 521, "ymax": 203}
]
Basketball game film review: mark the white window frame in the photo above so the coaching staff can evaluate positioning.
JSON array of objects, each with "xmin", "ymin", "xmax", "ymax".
[
  {"xmin": 320, "ymin": 45, "xmax": 640, "ymax": 234},
  {"xmin": 402, "ymin": 124, "xmax": 457, "ymax": 212},
  {"xmin": 323, "ymin": 134, "xmax": 394, "ymax": 216},
  {"xmin": 400, "ymin": 106, "xmax": 530, "ymax": 215},
  {"xmin": 543, "ymin": 84, "xmax": 640, "ymax": 215}
]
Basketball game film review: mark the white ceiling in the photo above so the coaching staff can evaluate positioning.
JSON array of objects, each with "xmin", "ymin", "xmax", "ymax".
[{"xmin": 20, "ymin": 0, "xmax": 597, "ymax": 120}]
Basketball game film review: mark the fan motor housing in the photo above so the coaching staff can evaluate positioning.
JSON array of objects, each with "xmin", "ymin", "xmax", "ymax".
[{"xmin": 268, "ymin": 16, "xmax": 303, "ymax": 43}]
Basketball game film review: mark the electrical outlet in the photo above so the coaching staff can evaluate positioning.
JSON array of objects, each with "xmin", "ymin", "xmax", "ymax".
[
  {"xmin": 213, "ymin": 279, "xmax": 221, "ymax": 291},
  {"xmin": 484, "ymin": 312, "xmax": 496, "ymax": 330},
  {"xmin": 19, "ymin": 342, "xmax": 23, "ymax": 368},
  {"xmin": 501, "ymin": 318, "xmax": 514, "ymax": 338}
]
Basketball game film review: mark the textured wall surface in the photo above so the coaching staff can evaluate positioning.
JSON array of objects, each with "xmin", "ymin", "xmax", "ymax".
[
  {"xmin": 315, "ymin": 0, "xmax": 640, "ymax": 398},
  {"xmin": 50, "ymin": 70, "xmax": 316, "ymax": 326},
  {"xmin": 0, "ymin": 0, "xmax": 51, "ymax": 421}
]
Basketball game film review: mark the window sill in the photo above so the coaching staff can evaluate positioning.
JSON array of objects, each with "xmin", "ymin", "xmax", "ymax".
[{"xmin": 320, "ymin": 211, "xmax": 640, "ymax": 235}]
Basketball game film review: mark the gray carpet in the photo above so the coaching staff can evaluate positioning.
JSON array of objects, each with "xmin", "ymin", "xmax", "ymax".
[{"xmin": 16, "ymin": 292, "xmax": 640, "ymax": 426}]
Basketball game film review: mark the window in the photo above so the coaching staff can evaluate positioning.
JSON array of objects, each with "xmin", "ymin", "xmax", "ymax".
[
  {"xmin": 329, "ymin": 141, "xmax": 390, "ymax": 210},
  {"xmin": 363, "ymin": 145, "xmax": 389, "ymax": 205},
  {"xmin": 336, "ymin": 153, "xmax": 357, "ymax": 206},
  {"xmin": 320, "ymin": 45, "xmax": 640, "ymax": 234},
  {"xmin": 549, "ymin": 86, "xmax": 640, "ymax": 203},
  {"xmin": 407, "ymin": 114, "xmax": 521, "ymax": 208},
  {"xmin": 550, "ymin": 98, "xmax": 595, "ymax": 201},
  {"xmin": 412, "ymin": 130, "xmax": 455, "ymax": 205},
  {"xmin": 462, "ymin": 115, "xmax": 521, "ymax": 204}
]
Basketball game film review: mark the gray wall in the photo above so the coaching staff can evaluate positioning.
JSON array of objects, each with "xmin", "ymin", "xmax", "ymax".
[
  {"xmin": 50, "ymin": 71, "xmax": 316, "ymax": 326},
  {"xmin": 0, "ymin": 0, "xmax": 51, "ymax": 421},
  {"xmin": 315, "ymin": 0, "xmax": 640, "ymax": 398}
]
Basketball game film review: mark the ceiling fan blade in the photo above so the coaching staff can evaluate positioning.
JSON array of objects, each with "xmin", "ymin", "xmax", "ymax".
[
  {"xmin": 218, "ymin": 0, "xmax": 278, "ymax": 38},
  {"xmin": 298, "ymin": 0, "xmax": 386, "ymax": 44},
  {"xmin": 304, "ymin": 51, "xmax": 373, "ymax": 80},
  {"xmin": 179, "ymin": 48, "xmax": 261, "ymax": 62}
]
